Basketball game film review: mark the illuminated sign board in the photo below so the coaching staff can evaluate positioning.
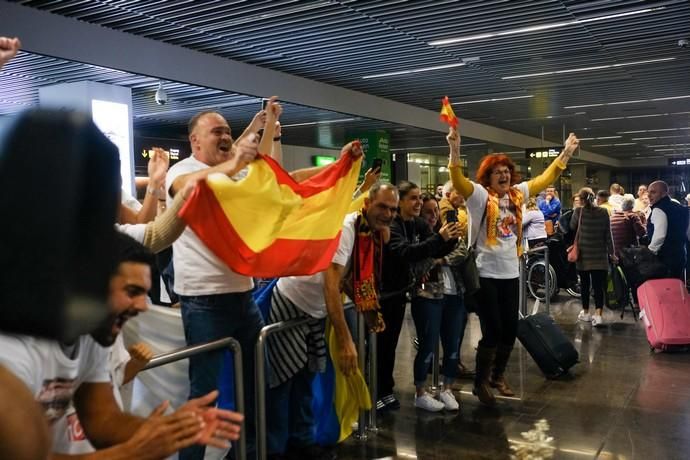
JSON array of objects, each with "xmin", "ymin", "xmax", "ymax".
[
  {"xmin": 133, "ymin": 137, "xmax": 190, "ymax": 175},
  {"xmin": 668, "ymin": 158, "xmax": 690, "ymax": 166},
  {"xmin": 312, "ymin": 155, "xmax": 337, "ymax": 166},
  {"xmin": 525, "ymin": 146, "xmax": 563, "ymax": 159}
]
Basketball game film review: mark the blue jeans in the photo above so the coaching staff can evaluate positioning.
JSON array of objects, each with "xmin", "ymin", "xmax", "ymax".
[
  {"xmin": 411, "ymin": 295, "xmax": 465, "ymax": 387},
  {"xmin": 179, "ymin": 291, "xmax": 265, "ymax": 460},
  {"xmin": 446, "ymin": 294, "xmax": 469, "ymax": 360},
  {"xmin": 266, "ymin": 366, "xmax": 316, "ymax": 455}
]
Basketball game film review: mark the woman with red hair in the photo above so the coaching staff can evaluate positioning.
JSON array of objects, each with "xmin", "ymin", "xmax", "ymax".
[{"xmin": 447, "ymin": 128, "xmax": 579, "ymax": 406}]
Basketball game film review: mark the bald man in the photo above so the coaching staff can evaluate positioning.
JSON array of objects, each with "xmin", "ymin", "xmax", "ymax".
[{"xmin": 646, "ymin": 181, "xmax": 689, "ymax": 279}]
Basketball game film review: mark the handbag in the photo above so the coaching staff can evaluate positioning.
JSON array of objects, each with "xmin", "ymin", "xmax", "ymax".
[
  {"xmin": 461, "ymin": 246, "xmax": 481, "ymax": 295},
  {"xmin": 461, "ymin": 207, "xmax": 488, "ymax": 296},
  {"xmin": 567, "ymin": 209, "xmax": 582, "ymax": 263}
]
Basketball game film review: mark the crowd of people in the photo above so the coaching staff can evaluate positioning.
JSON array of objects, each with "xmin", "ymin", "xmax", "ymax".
[{"xmin": 1, "ymin": 33, "xmax": 689, "ymax": 460}]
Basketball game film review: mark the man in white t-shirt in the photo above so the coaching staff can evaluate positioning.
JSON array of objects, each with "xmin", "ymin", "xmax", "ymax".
[
  {"xmin": 266, "ymin": 183, "xmax": 398, "ymax": 459},
  {"xmin": 0, "ymin": 233, "xmax": 243, "ymax": 459},
  {"xmin": 166, "ymin": 101, "xmax": 342, "ymax": 460}
]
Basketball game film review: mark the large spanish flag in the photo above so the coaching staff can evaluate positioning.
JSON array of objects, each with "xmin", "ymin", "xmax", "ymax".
[{"xmin": 179, "ymin": 152, "xmax": 362, "ymax": 277}]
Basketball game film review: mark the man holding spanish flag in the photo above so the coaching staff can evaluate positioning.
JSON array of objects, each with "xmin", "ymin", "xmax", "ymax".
[{"xmin": 166, "ymin": 98, "xmax": 365, "ymax": 460}]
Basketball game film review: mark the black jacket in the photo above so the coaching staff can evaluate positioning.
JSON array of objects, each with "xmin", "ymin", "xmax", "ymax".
[
  {"xmin": 381, "ymin": 215, "xmax": 456, "ymax": 296},
  {"xmin": 648, "ymin": 196, "xmax": 688, "ymax": 275}
]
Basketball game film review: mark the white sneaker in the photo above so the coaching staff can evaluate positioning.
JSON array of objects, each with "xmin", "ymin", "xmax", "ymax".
[
  {"xmin": 414, "ymin": 392, "xmax": 445, "ymax": 412},
  {"xmin": 592, "ymin": 314, "xmax": 604, "ymax": 327},
  {"xmin": 578, "ymin": 310, "xmax": 592, "ymax": 322},
  {"xmin": 439, "ymin": 389, "xmax": 460, "ymax": 411}
]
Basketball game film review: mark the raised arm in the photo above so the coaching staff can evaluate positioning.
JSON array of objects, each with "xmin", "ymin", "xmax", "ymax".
[
  {"xmin": 143, "ymin": 179, "xmax": 198, "ymax": 253},
  {"xmin": 289, "ymin": 140, "xmax": 363, "ymax": 182},
  {"xmin": 130, "ymin": 148, "xmax": 170, "ymax": 225},
  {"xmin": 446, "ymin": 128, "xmax": 474, "ymax": 199},
  {"xmin": 168, "ymin": 133, "xmax": 259, "ymax": 198},
  {"xmin": 0, "ymin": 37, "xmax": 20, "ymax": 70},
  {"xmin": 270, "ymin": 121, "xmax": 283, "ymax": 164},
  {"xmin": 527, "ymin": 133, "xmax": 579, "ymax": 196}
]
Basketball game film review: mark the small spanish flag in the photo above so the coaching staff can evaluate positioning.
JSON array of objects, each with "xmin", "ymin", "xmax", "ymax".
[
  {"xmin": 179, "ymin": 152, "xmax": 362, "ymax": 278},
  {"xmin": 439, "ymin": 96, "xmax": 459, "ymax": 128}
]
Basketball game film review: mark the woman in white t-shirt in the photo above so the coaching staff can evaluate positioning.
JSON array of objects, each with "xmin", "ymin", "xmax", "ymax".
[{"xmin": 447, "ymin": 128, "xmax": 579, "ymax": 406}]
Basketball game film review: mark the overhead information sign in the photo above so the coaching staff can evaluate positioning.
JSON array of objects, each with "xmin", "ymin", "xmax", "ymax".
[
  {"xmin": 525, "ymin": 146, "xmax": 563, "ymax": 159},
  {"xmin": 668, "ymin": 158, "xmax": 690, "ymax": 166}
]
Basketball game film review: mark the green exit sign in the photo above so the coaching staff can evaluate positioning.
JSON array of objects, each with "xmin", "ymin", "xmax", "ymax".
[{"xmin": 312, "ymin": 155, "xmax": 337, "ymax": 166}]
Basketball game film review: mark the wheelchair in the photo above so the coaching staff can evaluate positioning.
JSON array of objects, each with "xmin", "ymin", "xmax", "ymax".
[{"xmin": 524, "ymin": 236, "xmax": 581, "ymax": 302}]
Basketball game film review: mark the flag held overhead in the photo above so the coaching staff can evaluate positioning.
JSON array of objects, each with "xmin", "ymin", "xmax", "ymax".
[
  {"xmin": 439, "ymin": 96, "xmax": 459, "ymax": 128},
  {"xmin": 179, "ymin": 152, "xmax": 362, "ymax": 278}
]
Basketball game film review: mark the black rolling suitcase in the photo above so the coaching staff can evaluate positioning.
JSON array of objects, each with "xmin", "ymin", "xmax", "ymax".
[{"xmin": 517, "ymin": 312, "xmax": 579, "ymax": 379}]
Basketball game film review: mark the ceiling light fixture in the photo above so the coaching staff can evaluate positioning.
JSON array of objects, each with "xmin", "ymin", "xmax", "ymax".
[
  {"xmin": 362, "ymin": 62, "xmax": 465, "ymax": 79},
  {"xmin": 502, "ymin": 58, "xmax": 675, "ymax": 79},
  {"xmin": 579, "ymin": 136, "xmax": 622, "ymax": 140},
  {"xmin": 619, "ymin": 127, "xmax": 690, "ymax": 134},
  {"xmin": 281, "ymin": 117, "xmax": 358, "ymax": 128},
  {"xmin": 390, "ymin": 143, "xmax": 485, "ymax": 151},
  {"xmin": 428, "ymin": 7, "xmax": 663, "ymax": 46},
  {"xmin": 565, "ymin": 95, "xmax": 690, "ymax": 109},
  {"xmin": 452, "ymin": 95, "xmax": 533, "ymax": 105}
]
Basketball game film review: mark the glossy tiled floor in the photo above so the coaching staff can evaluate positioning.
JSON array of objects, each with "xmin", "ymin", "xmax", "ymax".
[{"xmin": 335, "ymin": 296, "xmax": 690, "ymax": 460}]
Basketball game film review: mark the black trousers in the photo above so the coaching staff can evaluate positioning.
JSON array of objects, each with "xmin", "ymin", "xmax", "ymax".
[
  {"xmin": 579, "ymin": 269, "xmax": 607, "ymax": 309},
  {"xmin": 476, "ymin": 277, "xmax": 520, "ymax": 349},
  {"xmin": 376, "ymin": 294, "xmax": 407, "ymax": 397}
]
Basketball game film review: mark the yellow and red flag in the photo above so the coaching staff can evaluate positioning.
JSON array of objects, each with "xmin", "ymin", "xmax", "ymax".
[
  {"xmin": 439, "ymin": 96, "xmax": 459, "ymax": 128},
  {"xmin": 179, "ymin": 152, "xmax": 362, "ymax": 278}
]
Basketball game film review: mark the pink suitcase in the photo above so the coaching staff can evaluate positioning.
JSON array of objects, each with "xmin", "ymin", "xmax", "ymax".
[{"xmin": 638, "ymin": 279, "xmax": 690, "ymax": 351}]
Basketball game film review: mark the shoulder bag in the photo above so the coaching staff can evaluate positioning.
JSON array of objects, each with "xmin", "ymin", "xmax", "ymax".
[{"xmin": 567, "ymin": 209, "xmax": 582, "ymax": 263}]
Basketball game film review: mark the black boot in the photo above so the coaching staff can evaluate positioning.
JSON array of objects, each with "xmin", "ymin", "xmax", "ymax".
[
  {"xmin": 490, "ymin": 345, "xmax": 515, "ymax": 397},
  {"xmin": 472, "ymin": 345, "xmax": 496, "ymax": 406}
]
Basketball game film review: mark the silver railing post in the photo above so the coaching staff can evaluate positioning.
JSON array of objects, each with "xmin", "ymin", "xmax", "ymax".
[
  {"xmin": 519, "ymin": 251, "xmax": 527, "ymax": 317},
  {"xmin": 430, "ymin": 339, "xmax": 441, "ymax": 393},
  {"xmin": 143, "ymin": 337, "xmax": 245, "ymax": 460},
  {"xmin": 367, "ymin": 330, "xmax": 378, "ymax": 433},
  {"xmin": 255, "ymin": 318, "xmax": 313, "ymax": 460},
  {"xmin": 544, "ymin": 246, "xmax": 551, "ymax": 315},
  {"xmin": 355, "ymin": 312, "xmax": 369, "ymax": 441}
]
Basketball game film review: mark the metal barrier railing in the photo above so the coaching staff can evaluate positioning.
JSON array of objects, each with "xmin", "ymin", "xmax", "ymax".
[
  {"xmin": 355, "ymin": 312, "xmax": 368, "ymax": 440},
  {"xmin": 143, "ymin": 337, "xmax": 245, "ymax": 460},
  {"xmin": 354, "ymin": 312, "xmax": 379, "ymax": 439},
  {"xmin": 255, "ymin": 318, "xmax": 313, "ymax": 460},
  {"xmin": 255, "ymin": 311, "xmax": 380, "ymax": 459},
  {"xmin": 367, "ymin": 328, "xmax": 378, "ymax": 434}
]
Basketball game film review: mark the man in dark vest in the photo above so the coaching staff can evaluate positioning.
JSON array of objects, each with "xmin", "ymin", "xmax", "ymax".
[{"xmin": 647, "ymin": 181, "xmax": 689, "ymax": 279}]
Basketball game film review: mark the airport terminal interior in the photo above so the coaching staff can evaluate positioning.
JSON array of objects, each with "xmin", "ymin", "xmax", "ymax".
[{"xmin": 1, "ymin": 1, "xmax": 690, "ymax": 459}]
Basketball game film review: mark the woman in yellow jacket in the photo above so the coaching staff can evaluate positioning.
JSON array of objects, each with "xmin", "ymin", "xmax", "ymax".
[{"xmin": 447, "ymin": 128, "xmax": 579, "ymax": 405}]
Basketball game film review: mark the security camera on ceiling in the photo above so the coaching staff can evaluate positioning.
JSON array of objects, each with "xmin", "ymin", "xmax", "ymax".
[
  {"xmin": 155, "ymin": 81, "xmax": 168, "ymax": 105},
  {"xmin": 679, "ymin": 39, "xmax": 689, "ymax": 49}
]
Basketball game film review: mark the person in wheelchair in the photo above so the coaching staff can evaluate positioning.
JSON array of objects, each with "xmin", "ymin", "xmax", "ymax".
[{"xmin": 523, "ymin": 197, "xmax": 547, "ymax": 249}]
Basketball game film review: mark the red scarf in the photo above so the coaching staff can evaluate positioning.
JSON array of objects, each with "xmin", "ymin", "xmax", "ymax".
[{"xmin": 342, "ymin": 209, "xmax": 384, "ymax": 331}]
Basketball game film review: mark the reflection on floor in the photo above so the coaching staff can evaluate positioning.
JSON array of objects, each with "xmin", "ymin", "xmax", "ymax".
[{"xmin": 335, "ymin": 296, "xmax": 690, "ymax": 460}]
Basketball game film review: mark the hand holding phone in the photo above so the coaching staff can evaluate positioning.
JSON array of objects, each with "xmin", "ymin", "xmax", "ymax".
[
  {"xmin": 372, "ymin": 158, "xmax": 383, "ymax": 172},
  {"xmin": 446, "ymin": 209, "xmax": 458, "ymax": 223}
]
